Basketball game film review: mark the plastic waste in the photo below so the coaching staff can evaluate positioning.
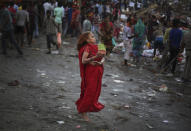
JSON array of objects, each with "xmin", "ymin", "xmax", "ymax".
[
  {"xmin": 159, "ymin": 84, "xmax": 168, "ymax": 92},
  {"xmin": 57, "ymin": 121, "xmax": 65, "ymax": 124},
  {"xmin": 8, "ymin": 80, "xmax": 19, "ymax": 86},
  {"xmin": 51, "ymin": 50, "xmax": 59, "ymax": 55},
  {"xmin": 113, "ymin": 80, "xmax": 124, "ymax": 83},
  {"xmin": 146, "ymin": 123, "xmax": 154, "ymax": 129},
  {"xmin": 124, "ymin": 105, "xmax": 130, "ymax": 109},
  {"xmin": 162, "ymin": 120, "xmax": 169, "ymax": 123}
]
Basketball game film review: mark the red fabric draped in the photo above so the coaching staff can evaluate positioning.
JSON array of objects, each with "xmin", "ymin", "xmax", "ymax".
[{"xmin": 76, "ymin": 43, "xmax": 104, "ymax": 113}]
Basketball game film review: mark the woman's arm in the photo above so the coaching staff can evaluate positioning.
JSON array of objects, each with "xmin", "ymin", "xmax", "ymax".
[
  {"xmin": 82, "ymin": 51, "xmax": 104, "ymax": 65},
  {"xmin": 82, "ymin": 51, "xmax": 97, "ymax": 64}
]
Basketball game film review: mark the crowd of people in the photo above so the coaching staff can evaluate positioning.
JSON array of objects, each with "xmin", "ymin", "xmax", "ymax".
[{"xmin": 0, "ymin": 0, "xmax": 191, "ymax": 121}]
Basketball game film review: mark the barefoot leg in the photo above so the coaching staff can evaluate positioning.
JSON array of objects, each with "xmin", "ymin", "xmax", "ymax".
[{"xmin": 81, "ymin": 113, "xmax": 90, "ymax": 122}]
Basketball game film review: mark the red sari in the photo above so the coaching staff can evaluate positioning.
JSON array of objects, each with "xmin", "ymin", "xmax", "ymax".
[{"xmin": 76, "ymin": 43, "xmax": 104, "ymax": 113}]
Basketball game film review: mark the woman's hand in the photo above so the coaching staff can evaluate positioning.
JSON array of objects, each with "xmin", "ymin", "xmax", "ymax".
[
  {"xmin": 96, "ymin": 52, "xmax": 105, "ymax": 58},
  {"xmin": 90, "ymin": 61, "xmax": 103, "ymax": 66}
]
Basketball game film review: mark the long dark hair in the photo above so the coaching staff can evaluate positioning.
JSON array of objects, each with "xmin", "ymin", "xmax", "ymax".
[{"xmin": 77, "ymin": 31, "xmax": 91, "ymax": 51}]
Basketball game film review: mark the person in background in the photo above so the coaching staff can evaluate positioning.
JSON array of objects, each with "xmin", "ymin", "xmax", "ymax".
[
  {"xmin": 167, "ymin": 18, "xmax": 183, "ymax": 74},
  {"xmin": 82, "ymin": 15, "xmax": 92, "ymax": 33},
  {"xmin": 180, "ymin": 26, "xmax": 191, "ymax": 82},
  {"xmin": 62, "ymin": 3, "xmax": 68, "ymax": 38},
  {"xmin": 0, "ymin": 5, "xmax": 23, "ymax": 55},
  {"xmin": 54, "ymin": 1, "xmax": 63, "ymax": 33},
  {"xmin": 158, "ymin": 21, "xmax": 172, "ymax": 68},
  {"xmin": 123, "ymin": 20, "xmax": 133, "ymax": 65},
  {"xmin": 132, "ymin": 18, "xmax": 146, "ymax": 63},
  {"xmin": 33, "ymin": 2, "xmax": 39, "ymax": 38},
  {"xmin": 70, "ymin": 6, "xmax": 81, "ymax": 37},
  {"xmin": 92, "ymin": 7, "xmax": 101, "ymax": 38},
  {"xmin": 99, "ymin": 14, "xmax": 114, "ymax": 55},
  {"xmin": 27, "ymin": 2, "xmax": 35, "ymax": 46},
  {"xmin": 153, "ymin": 27, "xmax": 164, "ymax": 57},
  {"xmin": 43, "ymin": 0, "xmax": 51, "ymax": 17},
  {"xmin": 15, "ymin": 4, "xmax": 29, "ymax": 47},
  {"xmin": 8, "ymin": 2, "xmax": 16, "ymax": 26},
  {"xmin": 44, "ymin": 10, "xmax": 58, "ymax": 54}
]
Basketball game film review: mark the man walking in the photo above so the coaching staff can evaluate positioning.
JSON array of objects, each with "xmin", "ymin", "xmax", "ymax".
[
  {"xmin": 167, "ymin": 19, "xmax": 183, "ymax": 74},
  {"xmin": 0, "ymin": 5, "xmax": 23, "ymax": 55},
  {"xmin": 15, "ymin": 4, "xmax": 29, "ymax": 47},
  {"xmin": 181, "ymin": 26, "xmax": 191, "ymax": 82}
]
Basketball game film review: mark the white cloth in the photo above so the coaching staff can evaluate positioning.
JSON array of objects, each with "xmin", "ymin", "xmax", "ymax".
[
  {"xmin": 123, "ymin": 26, "xmax": 132, "ymax": 60},
  {"xmin": 43, "ymin": 2, "xmax": 51, "ymax": 16},
  {"xmin": 16, "ymin": 10, "xmax": 29, "ymax": 26},
  {"xmin": 83, "ymin": 19, "xmax": 92, "ymax": 33},
  {"xmin": 106, "ymin": 5, "xmax": 110, "ymax": 13},
  {"xmin": 129, "ymin": 2, "xmax": 135, "ymax": 7},
  {"xmin": 124, "ymin": 40, "xmax": 132, "ymax": 60},
  {"xmin": 123, "ymin": 26, "xmax": 132, "ymax": 41},
  {"xmin": 61, "ymin": 7, "xmax": 65, "ymax": 18},
  {"xmin": 137, "ymin": 2, "xmax": 141, "ymax": 8},
  {"xmin": 13, "ymin": 4, "xmax": 18, "ymax": 11}
]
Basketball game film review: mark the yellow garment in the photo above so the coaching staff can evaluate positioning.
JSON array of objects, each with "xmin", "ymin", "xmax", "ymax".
[
  {"xmin": 146, "ymin": 42, "xmax": 151, "ymax": 49},
  {"xmin": 18, "ymin": 6, "xmax": 22, "ymax": 10},
  {"xmin": 163, "ymin": 28, "xmax": 171, "ymax": 44}
]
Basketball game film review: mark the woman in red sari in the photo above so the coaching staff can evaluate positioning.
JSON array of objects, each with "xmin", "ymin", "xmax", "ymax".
[{"xmin": 76, "ymin": 32, "xmax": 105, "ymax": 121}]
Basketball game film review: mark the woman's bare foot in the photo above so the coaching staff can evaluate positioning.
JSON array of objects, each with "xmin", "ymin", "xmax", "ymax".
[{"xmin": 81, "ymin": 113, "xmax": 90, "ymax": 122}]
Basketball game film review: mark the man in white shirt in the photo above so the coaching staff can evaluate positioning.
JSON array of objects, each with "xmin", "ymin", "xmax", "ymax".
[
  {"xmin": 43, "ymin": 0, "xmax": 52, "ymax": 17},
  {"xmin": 15, "ymin": 4, "xmax": 29, "ymax": 47}
]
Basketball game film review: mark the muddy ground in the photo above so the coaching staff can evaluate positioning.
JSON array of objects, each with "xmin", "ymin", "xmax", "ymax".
[{"xmin": 0, "ymin": 34, "xmax": 191, "ymax": 131}]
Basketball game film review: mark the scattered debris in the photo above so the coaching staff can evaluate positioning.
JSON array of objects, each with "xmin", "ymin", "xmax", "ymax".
[
  {"xmin": 57, "ymin": 81, "xmax": 66, "ymax": 84},
  {"xmin": 159, "ymin": 84, "xmax": 168, "ymax": 92},
  {"xmin": 166, "ymin": 73, "xmax": 173, "ymax": 77},
  {"xmin": 124, "ymin": 105, "xmax": 131, "ymax": 109},
  {"xmin": 111, "ymin": 93, "xmax": 118, "ymax": 97},
  {"xmin": 176, "ymin": 92, "xmax": 183, "ymax": 96},
  {"xmin": 59, "ymin": 105, "xmax": 71, "ymax": 109},
  {"xmin": 100, "ymin": 129, "xmax": 108, "ymax": 131},
  {"xmin": 69, "ymin": 54, "xmax": 78, "ymax": 58},
  {"xmin": 128, "ymin": 78, "xmax": 134, "ymax": 81},
  {"xmin": 36, "ymin": 69, "xmax": 46, "ymax": 77},
  {"xmin": 162, "ymin": 120, "xmax": 169, "ymax": 123},
  {"xmin": 128, "ymin": 63, "xmax": 137, "ymax": 67},
  {"xmin": 147, "ymin": 92, "xmax": 156, "ymax": 97},
  {"xmin": 174, "ymin": 78, "xmax": 182, "ymax": 82},
  {"xmin": 57, "ymin": 121, "xmax": 65, "ymax": 124},
  {"xmin": 32, "ymin": 48, "xmax": 40, "ymax": 51},
  {"xmin": 113, "ymin": 88, "xmax": 124, "ymax": 92},
  {"xmin": 142, "ymin": 49, "xmax": 155, "ymax": 57},
  {"xmin": 51, "ymin": 50, "xmax": 59, "ymax": 55},
  {"xmin": 43, "ymin": 82, "xmax": 50, "ymax": 87},
  {"xmin": 114, "ymin": 80, "xmax": 124, "ymax": 83},
  {"xmin": 8, "ymin": 80, "xmax": 20, "ymax": 86},
  {"xmin": 102, "ymin": 83, "xmax": 108, "ymax": 87},
  {"xmin": 68, "ymin": 115, "xmax": 72, "ymax": 119},
  {"xmin": 111, "ymin": 74, "xmax": 120, "ymax": 78},
  {"xmin": 63, "ymin": 41, "xmax": 70, "ymax": 45},
  {"xmin": 76, "ymin": 125, "xmax": 81, "ymax": 128},
  {"xmin": 146, "ymin": 123, "xmax": 154, "ymax": 129},
  {"xmin": 28, "ymin": 106, "xmax": 33, "ymax": 110}
]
